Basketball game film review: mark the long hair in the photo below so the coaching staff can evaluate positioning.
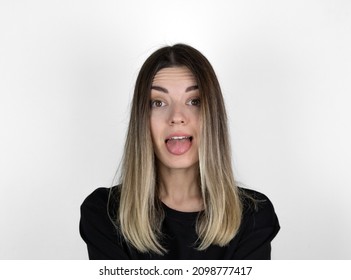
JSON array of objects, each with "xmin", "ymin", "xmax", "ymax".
[{"xmin": 116, "ymin": 44, "xmax": 242, "ymax": 254}]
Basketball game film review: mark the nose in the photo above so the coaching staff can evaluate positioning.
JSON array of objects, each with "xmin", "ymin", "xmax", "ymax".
[{"xmin": 169, "ymin": 104, "xmax": 187, "ymax": 125}]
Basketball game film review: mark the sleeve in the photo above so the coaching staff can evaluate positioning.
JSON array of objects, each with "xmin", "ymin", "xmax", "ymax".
[
  {"xmin": 231, "ymin": 191, "xmax": 280, "ymax": 260},
  {"xmin": 79, "ymin": 188, "xmax": 131, "ymax": 260}
]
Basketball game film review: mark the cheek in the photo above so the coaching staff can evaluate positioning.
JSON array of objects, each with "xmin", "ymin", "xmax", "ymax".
[
  {"xmin": 150, "ymin": 108, "xmax": 169, "ymax": 122},
  {"xmin": 149, "ymin": 122, "xmax": 156, "ymax": 142},
  {"xmin": 149, "ymin": 117, "xmax": 162, "ymax": 143},
  {"xmin": 192, "ymin": 113, "xmax": 201, "ymax": 134}
]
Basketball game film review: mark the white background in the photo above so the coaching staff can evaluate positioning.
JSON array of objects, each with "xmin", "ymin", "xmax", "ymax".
[{"xmin": 0, "ymin": 0, "xmax": 350, "ymax": 259}]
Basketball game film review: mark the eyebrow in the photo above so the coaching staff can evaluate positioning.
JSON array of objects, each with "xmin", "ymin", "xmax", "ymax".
[{"xmin": 151, "ymin": 85, "xmax": 198, "ymax": 94}]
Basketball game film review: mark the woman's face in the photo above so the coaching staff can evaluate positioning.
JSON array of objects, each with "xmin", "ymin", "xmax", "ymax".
[{"xmin": 150, "ymin": 66, "xmax": 200, "ymax": 171}]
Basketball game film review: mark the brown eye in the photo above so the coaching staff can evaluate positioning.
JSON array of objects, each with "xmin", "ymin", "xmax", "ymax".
[
  {"xmin": 187, "ymin": 98, "xmax": 201, "ymax": 106},
  {"xmin": 150, "ymin": 100, "xmax": 165, "ymax": 108}
]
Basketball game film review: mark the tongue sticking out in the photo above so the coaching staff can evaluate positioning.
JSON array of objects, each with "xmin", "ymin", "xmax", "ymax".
[{"xmin": 166, "ymin": 138, "xmax": 192, "ymax": 155}]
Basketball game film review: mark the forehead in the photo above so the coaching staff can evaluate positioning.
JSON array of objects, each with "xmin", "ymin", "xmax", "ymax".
[{"xmin": 152, "ymin": 67, "xmax": 196, "ymax": 85}]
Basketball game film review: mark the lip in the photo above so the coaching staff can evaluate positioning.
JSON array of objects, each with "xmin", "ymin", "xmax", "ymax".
[
  {"xmin": 165, "ymin": 133, "xmax": 193, "ymax": 142},
  {"xmin": 164, "ymin": 132, "xmax": 193, "ymax": 155}
]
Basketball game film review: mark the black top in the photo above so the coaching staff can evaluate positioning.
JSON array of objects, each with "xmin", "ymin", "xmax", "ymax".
[{"xmin": 79, "ymin": 186, "xmax": 280, "ymax": 260}]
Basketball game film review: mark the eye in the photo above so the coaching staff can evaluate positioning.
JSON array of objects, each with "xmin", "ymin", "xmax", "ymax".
[
  {"xmin": 186, "ymin": 98, "xmax": 201, "ymax": 106},
  {"xmin": 150, "ymin": 99, "xmax": 166, "ymax": 108}
]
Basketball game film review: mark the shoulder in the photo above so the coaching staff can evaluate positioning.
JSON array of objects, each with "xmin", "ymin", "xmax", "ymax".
[
  {"xmin": 81, "ymin": 187, "xmax": 110, "ymax": 205},
  {"xmin": 238, "ymin": 187, "xmax": 280, "ymax": 230},
  {"xmin": 80, "ymin": 186, "xmax": 121, "ymax": 220},
  {"xmin": 80, "ymin": 187, "xmax": 110, "ymax": 214},
  {"xmin": 229, "ymin": 187, "xmax": 280, "ymax": 259},
  {"xmin": 79, "ymin": 186, "xmax": 130, "ymax": 259}
]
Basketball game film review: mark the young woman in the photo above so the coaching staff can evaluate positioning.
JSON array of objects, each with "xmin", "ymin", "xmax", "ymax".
[{"xmin": 80, "ymin": 44, "xmax": 280, "ymax": 259}]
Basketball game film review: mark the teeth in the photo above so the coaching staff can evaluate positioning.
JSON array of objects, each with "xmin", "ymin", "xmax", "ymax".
[
  {"xmin": 170, "ymin": 136, "xmax": 189, "ymax": 140},
  {"xmin": 166, "ymin": 136, "xmax": 193, "ymax": 143}
]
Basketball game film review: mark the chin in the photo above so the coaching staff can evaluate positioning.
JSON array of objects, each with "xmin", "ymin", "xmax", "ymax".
[{"xmin": 157, "ymin": 157, "xmax": 199, "ymax": 171}]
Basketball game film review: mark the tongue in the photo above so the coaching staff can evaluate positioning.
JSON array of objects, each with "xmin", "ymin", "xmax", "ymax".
[{"xmin": 166, "ymin": 138, "xmax": 192, "ymax": 155}]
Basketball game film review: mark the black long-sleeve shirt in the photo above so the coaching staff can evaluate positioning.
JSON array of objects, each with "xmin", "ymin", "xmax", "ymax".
[{"xmin": 80, "ymin": 186, "xmax": 280, "ymax": 259}]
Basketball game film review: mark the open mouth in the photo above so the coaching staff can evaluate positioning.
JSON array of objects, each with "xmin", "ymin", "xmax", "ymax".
[
  {"xmin": 165, "ymin": 136, "xmax": 193, "ymax": 155},
  {"xmin": 165, "ymin": 136, "xmax": 193, "ymax": 143}
]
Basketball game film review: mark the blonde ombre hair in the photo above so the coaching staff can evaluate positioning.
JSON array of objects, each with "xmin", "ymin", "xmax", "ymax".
[{"xmin": 114, "ymin": 44, "xmax": 242, "ymax": 254}]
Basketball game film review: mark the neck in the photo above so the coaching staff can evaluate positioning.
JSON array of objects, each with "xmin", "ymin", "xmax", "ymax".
[{"xmin": 157, "ymin": 163, "xmax": 203, "ymax": 212}]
